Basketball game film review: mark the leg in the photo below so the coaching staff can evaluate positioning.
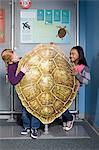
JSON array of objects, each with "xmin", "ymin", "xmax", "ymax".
[
  {"xmin": 44, "ymin": 124, "xmax": 49, "ymax": 134},
  {"xmin": 21, "ymin": 107, "xmax": 30, "ymax": 129},
  {"xmin": 31, "ymin": 115, "xmax": 40, "ymax": 139},
  {"xmin": 31, "ymin": 115, "xmax": 40, "ymax": 129},
  {"xmin": 62, "ymin": 109, "xmax": 74, "ymax": 131},
  {"xmin": 21, "ymin": 107, "xmax": 31, "ymax": 135},
  {"xmin": 62, "ymin": 109, "xmax": 73, "ymax": 122}
]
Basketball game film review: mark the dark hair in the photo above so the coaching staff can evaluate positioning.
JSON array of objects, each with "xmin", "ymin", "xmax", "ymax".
[{"xmin": 71, "ymin": 46, "xmax": 88, "ymax": 66}]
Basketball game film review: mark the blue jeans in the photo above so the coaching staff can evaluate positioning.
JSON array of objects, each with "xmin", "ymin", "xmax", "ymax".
[
  {"xmin": 62, "ymin": 109, "xmax": 73, "ymax": 122},
  {"xmin": 21, "ymin": 107, "xmax": 40, "ymax": 129}
]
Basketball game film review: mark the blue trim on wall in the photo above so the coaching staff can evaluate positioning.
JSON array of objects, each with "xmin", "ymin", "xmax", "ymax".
[
  {"xmin": 80, "ymin": 0, "xmax": 99, "ymax": 128},
  {"xmin": 78, "ymin": 1, "xmax": 86, "ymax": 118}
]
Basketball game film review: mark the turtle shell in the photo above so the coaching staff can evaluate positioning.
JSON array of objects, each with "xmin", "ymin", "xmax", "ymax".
[
  {"xmin": 16, "ymin": 44, "xmax": 78, "ymax": 124},
  {"xmin": 58, "ymin": 28, "xmax": 66, "ymax": 38}
]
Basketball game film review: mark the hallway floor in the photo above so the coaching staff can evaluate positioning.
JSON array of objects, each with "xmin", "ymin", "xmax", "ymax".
[
  {"xmin": 0, "ymin": 119, "xmax": 99, "ymax": 150},
  {"xmin": 0, "ymin": 119, "xmax": 91, "ymax": 139}
]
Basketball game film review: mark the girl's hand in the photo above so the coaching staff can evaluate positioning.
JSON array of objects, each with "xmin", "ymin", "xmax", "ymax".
[
  {"xmin": 21, "ymin": 64, "xmax": 29, "ymax": 73},
  {"xmin": 71, "ymin": 68, "xmax": 78, "ymax": 76}
]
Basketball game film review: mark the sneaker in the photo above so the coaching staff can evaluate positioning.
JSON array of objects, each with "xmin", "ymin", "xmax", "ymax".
[
  {"xmin": 63, "ymin": 115, "xmax": 75, "ymax": 131},
  {"xmin": 63, "ymin": 122, "xmax": 67, "ymax": 130},
  {"xmin": 31, "ymin": 129, "xmax": 38, "ymax": 139},
  {"xmin": 65, "ymin": 120, "xmax": 74, "ymax": 131},
  {"xmin": 21, "ymin": 128, "xmax": 30, "ymax": 135}
]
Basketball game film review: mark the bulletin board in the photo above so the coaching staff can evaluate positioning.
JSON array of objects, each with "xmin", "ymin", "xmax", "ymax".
[
  {"xmin": 20, "ymin": 9, "xmax": 71, "ymax": 44},
  {"xmin": 0, "ymin": 9, "xmax": 5, "ymax": 43}
]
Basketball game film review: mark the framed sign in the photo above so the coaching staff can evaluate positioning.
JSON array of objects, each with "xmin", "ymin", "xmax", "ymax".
[{"xmin": 20, "ymin": 9, "xmax": 71, "ymax": 43}]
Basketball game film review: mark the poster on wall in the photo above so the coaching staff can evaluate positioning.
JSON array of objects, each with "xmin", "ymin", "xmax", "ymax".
[
  {"xmin": 0, "ymin": 9, "xmax": 5, "ymax": 43},
  {"xmin": 20, "ymin": 10, "xmax": 34, "ymax": 43},
  {"xmin": 20, "ymin": 9, "xmax": 71, "ymax": 43}
]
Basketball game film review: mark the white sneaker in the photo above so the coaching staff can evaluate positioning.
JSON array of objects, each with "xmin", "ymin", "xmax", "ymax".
[{"xmin": 63, "ymin": 115, "xmax": 75, "ymax": 131}]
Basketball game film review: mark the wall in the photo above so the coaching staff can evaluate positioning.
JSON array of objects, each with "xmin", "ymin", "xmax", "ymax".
[
  {"xmin": 78, "ymin": 1, "xmax": 86, "ymax": 119},
  {"xmin": 79, "ymin": 0, "xmax": 99, "ymax": 130},
  {"xmin": 0, "ymin": 0, "xmax": 77, "ymax": 118},
  {"xmin": 0, "ymin": 0, "xmax": 11, "ymax": 112},
  {"xmin": 14, "ymin": 0, "xmax": 77, "ymax": 57}
]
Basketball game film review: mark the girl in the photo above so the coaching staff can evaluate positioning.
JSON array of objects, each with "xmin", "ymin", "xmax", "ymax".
[
  {"xmin": 62, "ymin": 46, "xmax": 90, "ymax": 131},
  {"xmin": 1, "ymin": 49, "xmax": 40, "ymax": 139}
]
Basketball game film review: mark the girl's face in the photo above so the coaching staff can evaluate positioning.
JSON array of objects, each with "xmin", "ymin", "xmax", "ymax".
[
  {"xmin": 12, "ymin": 52, "xmax": 19, "ymax": 62},
  {"xmin": 70, "ymin": 48, "xmax": 79, "ymax": 64}
]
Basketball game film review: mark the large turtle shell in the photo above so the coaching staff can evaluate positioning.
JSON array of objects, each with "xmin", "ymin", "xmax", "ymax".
[{"xmin": 16, "ymin": 44, "xmax": 78, "ymax": 124}]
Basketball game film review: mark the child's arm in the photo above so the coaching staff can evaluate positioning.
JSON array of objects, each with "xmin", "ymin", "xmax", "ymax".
[
  {"xmin": 8, "ymin": 63, "xmax": 28, "ymax": 86},
  {"xmin": 75, "ymin": 66, "xmax": 90, "ymax": 85}
]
